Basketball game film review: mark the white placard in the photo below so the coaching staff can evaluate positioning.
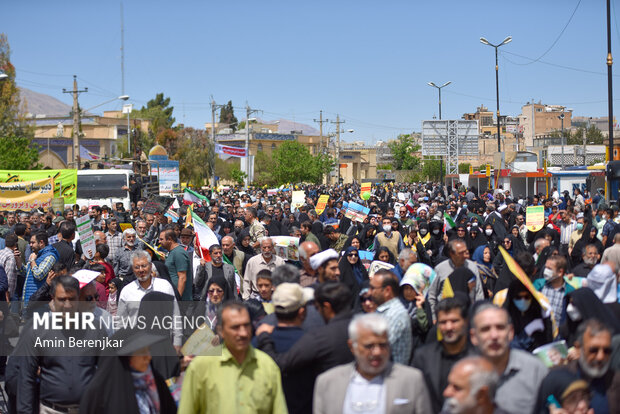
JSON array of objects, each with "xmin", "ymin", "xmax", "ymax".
[{"xmin": 75, "ymin": 214, "xmax": 96, "ymax": 259}]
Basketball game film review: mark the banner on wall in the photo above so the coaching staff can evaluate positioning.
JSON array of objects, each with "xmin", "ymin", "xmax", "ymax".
[{"xmin": 0, "ymin": 169, "xmax": 77, "ymax": 203}]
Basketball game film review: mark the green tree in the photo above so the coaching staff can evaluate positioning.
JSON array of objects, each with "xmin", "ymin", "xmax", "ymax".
[
  {"xmin": 270, "ymin": 141, "xmax": 334, "ymax": 185},
  {"xmin": 253, "ymin": 151, "xmax": 276, "ymax": 187},
  {"xmin": 0, "ymin": 34, "xmax": 39, "ymax": 169},
  {"xmin": 215, "ymin": 157, "xmax": 240, "ymax": 182},
  {"xmin": 219, "ymin": 101, "xmax": 238, "ymax": 131},
  {"xmin": 388, "ymin": 134, "xmax": 421, "ymax": 170},
  {"xmin": 230, "ymin": 168, "xmax": 247, "ymax": 186},
  {"xmin": 175, "ymin": 127, "xmax": 211, "ymax": 187},
  {"xmin": 458, "ymin": 163, "xmax": 471, "ymax": 174},
  {"xmin": 132, "ymin": 93, "xmax": 175, "ymax": 154},
  {"xmin": 422, "ymin": 158, "xmax": 442, "ymax": 181}
]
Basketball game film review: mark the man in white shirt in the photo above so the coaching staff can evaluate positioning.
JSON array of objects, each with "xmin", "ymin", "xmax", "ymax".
[
  {"xmin": 243, "ymin": 238, "xmax": 285, "ymax": 300},
  {"xmin": 117, "ymin": 249, "xmax": 182, "ymax": 350}
]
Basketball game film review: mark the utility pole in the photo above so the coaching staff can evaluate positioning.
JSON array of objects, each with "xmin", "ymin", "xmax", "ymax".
[
  {"xmin": 63, "ymin": 75, "xmax": 88, "ymax": 169},
  {"xmin": 245, "ymin": 103, "xmax": 261, "ymax": 188},
  {"xmin": 120, "ymin": 3, "xmax": 125, "ymax": 95},
  {"xmin": 559, "ymin": 113, "xmax": 565, "ymax": 169},
  {"xmin": 331, "ymin": 115, "xmax": 345, "ymax": 184},
  {"xmin": 313, "ymin": 110, "xmax": 329, "ymax": 152},
  {"xmin": 583, "ymin": 124, "xmax": 587, "ymax": 165}
]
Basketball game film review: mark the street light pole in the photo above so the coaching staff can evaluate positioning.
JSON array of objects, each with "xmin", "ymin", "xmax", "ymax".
[
  {"xmin": 428, "ymin": 81, "xmax": 452, "ymax": 185},
  {"xmin": 559, "ymin": 113, "xmax": 565, "ymax": 169},
  {"xmin": 480, "ymin": 36, "xmax": 512, "ymax": 153}
]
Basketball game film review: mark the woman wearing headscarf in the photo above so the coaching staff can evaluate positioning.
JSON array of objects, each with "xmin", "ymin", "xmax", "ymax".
[
  {"xmin": 503, "ymin": 279, "xmax": 553, "ymax": 352},
  {"xmin": 483, "ymin": 223, "xmax": 501, "ymax": 255},
  {"xmin": 510, "ymin": 225, "xmax": 527, "ymax": 252},
  {"xmin": 138, "ymin": 292, "xmax": 180, "ymax": 380},
  {"xmin": 472, "ymin": 244, "xmax": 497, "ymax": 297},
  {"xmin": 236, "ymin": 228, "xmax": 256, "ymax": 258},
  {"xmin": 360, "ymin": 223, "xmax": 378, "ymax": 251},
  {"xmin": 404, "ymin": 222, "xmax": 435, "ymax": 267},
  {"xmin": 467, "ymin": 224, "xmax": 486, "ymax": 255},
  {"xmin": 339, "ymin": 246, "xmax": 369, "ymax": 298},
  {"xmin": 79, "ymin": 330, "xmax": 177, "ymax": 414},
  {"xmin": 571, "ymin": 222, "xmax": 604, "ymax": 266},
  {"xmin": 559, "ymin": 288, "xmax": 620, "ymax": 345},
  {"xmin": 399, "ymin": 269, "xmax": 432, "ymax": 351},
  {"xmin": 492, "ymin": 235, "xmax": 523, "ymax": 276},
  {"xmin": 373, "ymin": 246, "xmax": 396, "ymax": 266}
]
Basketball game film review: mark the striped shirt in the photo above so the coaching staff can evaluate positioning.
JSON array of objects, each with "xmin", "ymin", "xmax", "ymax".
[
  {"xmin": 559, "ymin": 220, "xmax": 576, "ymax": 245},
  {"xmin": 0, "ymin": 247, "xmax": 17, "ymax": 297},
  {"xmin": 376, "ymin": 297, "xmax": 412, "ymax": 365}
]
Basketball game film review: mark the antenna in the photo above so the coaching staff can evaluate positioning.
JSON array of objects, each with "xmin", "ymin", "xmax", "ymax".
[{"xmin": 120, "ymin": 2, "xmax": 125, "ymax": 95}]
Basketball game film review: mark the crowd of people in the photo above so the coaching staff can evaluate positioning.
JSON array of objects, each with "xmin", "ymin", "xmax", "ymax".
[{"xmin": 0, "ymin": 180, "xmax": 618, "ymax": 414}]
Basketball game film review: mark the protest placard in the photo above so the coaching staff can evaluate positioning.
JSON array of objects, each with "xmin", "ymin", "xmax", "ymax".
[
  {"xmin": 368, "ymin": 261, "xmax": 394, "ymax": 279},
  {"xmin": 144, "ymin": 195, "xmax": 175, "ymax": 214},
  {"xmin": 526, "ymin": 206, "xmax": 545, "ymax": 232},
  {"xmin": 119, "ymin": 223, "xmax": 133, "ymax": 232},
  {"xmin": 291, "ymin": 191, "xmax": 305, "ymax": 211},
  {"xmin": 315, "ymin": 195, "xmax": 329, "ymax": 215},
  {"xmin": 271, "ymin": 236, "xmax": 300, "ymax": 261},
  {"xmin": 75, "ymin": 214, "xmax": 96, "ymax": 259},
  {"xmin": 345, "ymin": 201, "xmax": 370, "ymax": 222}
]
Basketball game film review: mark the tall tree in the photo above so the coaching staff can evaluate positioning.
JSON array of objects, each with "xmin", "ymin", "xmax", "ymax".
[
  {"xmin": 175, "ymin": 127, "xmax": 211, "ymax": 187},
  {"xmin": 219, "ymin": 101, "xmax": 238, "ymax": 131},
  {"xmin": 132, "ymin": 92, "xmax": 175, "ymax": 154},
  {"xmin": 388, "ymin": 134, "xmax": 421, "ymax": 170},
  {"xmin": 271, "ymin": 141, "xmax": 334, "ymax": 185},
  {"xmin": 0, "ymin": 33, "xmax": 39, "ymax": 169}
]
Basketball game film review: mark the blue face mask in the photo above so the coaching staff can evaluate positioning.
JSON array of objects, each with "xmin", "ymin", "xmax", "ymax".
[
  {"xmin": 513, "ymin": 298, "xmax": 532, "ymax": 312},
  {"xmin": 576, "ymin": 223, "xmax": 583, "ymax": 231}
]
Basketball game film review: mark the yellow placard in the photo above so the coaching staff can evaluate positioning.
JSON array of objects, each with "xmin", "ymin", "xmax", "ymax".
[
  {"xmin": 526, "ymin": 206, "xmax": 545, "ymax": 232},
  {"xmin": 315, "ymin": 195, "xmax": 329, "ymax": 215},
  {"xmin": 0, "ymin": 177, "xmax": 54, "ymax": 211},
  {"xmin": 469, "ymin": 165, "xmax": 473, "ymax": 174},
  {"xmin": 119, "ymin": 223, "xmax": 134, "ymax": 232},
  {"xmin": 485, "ymin": 164, "xmax": 491, "ymax": 177},
  {"xmin": 0, "ymin": 169, "xmax": 77, "ymax": 203}
]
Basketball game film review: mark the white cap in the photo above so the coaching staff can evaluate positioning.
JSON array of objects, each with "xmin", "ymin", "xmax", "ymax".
[{"xmin": 310, "ymin": 249, "xmax": 339, "ymax": 270}]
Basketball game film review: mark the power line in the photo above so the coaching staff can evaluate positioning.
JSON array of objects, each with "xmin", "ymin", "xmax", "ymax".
[
  {"xmin": 501, "ymin": 50, "xmax": 619, "ymax": 77},
  {"xmin": 509, "ymin": 0, "xmax": 582, "ymax": 66}
]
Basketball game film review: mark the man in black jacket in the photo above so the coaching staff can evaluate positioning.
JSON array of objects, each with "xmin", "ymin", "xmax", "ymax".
[
  {"xmin": 52, "ymin": 221, "xmax": 76, "ymax": 271},
  {"xmin": 412, "ymin": 295, "xmax": 476, "ymax": 413},
  {"xmin": 256, "ymin": 282, "xmax": 354, "ymax": 413}
]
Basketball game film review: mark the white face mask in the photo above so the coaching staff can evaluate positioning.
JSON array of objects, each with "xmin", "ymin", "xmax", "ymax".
[
  {"xmin": 566, "ymin": 303, "xmax": 582, "ymax": 321},
  {"xmin": 485, "ymin": 229, "xmax": 493, "ymax": 236},
  {"xmin": 543, "ymin": 267, "xmax": 558, "ymax": 281},
  {"xmin": 419, "ymin": 229, "xmax": 428, "ymax": 236},
  {"xmin": 432, "ymin": 229, "xmax": 440, "ymax": 235},
  {"xmin": 382, "ymin": 224, "xmax": 392, "ymax": 233}
]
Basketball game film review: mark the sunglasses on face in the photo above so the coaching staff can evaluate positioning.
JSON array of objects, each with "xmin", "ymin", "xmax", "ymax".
[
  {"xmin": 361, "ymin": 296, "xmax": 373, "ymax": 303},
  {"xmin": 208, "ymin": 288, "xmax": 224, "ymax": 294},
  {"xmin": 348, "ymin": 253, "xmax": 358, "ymax": 258},
  {"xmin": 84, "ymin": 294, "xmax": 99, "ymax": 302}
]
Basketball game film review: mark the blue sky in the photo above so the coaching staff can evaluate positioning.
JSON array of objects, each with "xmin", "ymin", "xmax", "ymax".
[{"xmin": 2, "ymin": 0, "xmax": 618, "ymax": 144}]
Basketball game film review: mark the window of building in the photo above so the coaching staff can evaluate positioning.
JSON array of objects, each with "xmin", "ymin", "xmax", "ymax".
[
  {"xmin": 257, "ymin": 143, "xmax": 263, "ymax": 151},
  {"xmin": 271, "ymin": 143, "xmax": 276, "ymax": 150}
]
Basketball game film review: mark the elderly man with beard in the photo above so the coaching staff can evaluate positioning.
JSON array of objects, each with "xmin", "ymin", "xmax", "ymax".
[
  {"xmin": 298, "ymin": 241, "xmax": 319, "ymax": 287},
  {"xmin": 243, "ymin": 237, "xmax": 285, "ymax": 300},
  {"xmin": 113, "ymin": 228, "xmax": 139, "ymax": 281},
  {"xmin": 572, "ymin": 244, "xmax": 601, "ymax": 277},
  {"xmin": 117, "ymin": 250, "xmax": 182, "ymax": 351},
  {"xmin": 195, "ymin": 244, "xmax": 236, "ymax": 301},
  {"xmin": 313, "ymin": 313, "xmax": 431, "ymax": 414},
  {"xmin": 442, "ymin": 357, "xmax": 507, "ymax": 414},
  {"xmin": 545, "ymin": 318, "xmax": 620, "ymax": 413}
]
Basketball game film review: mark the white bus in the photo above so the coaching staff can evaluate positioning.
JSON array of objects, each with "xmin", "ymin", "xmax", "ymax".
[{"xmin": 75, "ymin": 169, "xmax": 132, "ymax": 210}]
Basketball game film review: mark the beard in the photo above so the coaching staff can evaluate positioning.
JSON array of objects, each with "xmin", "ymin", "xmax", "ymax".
[
  {"xmin": 583, "ymin": 257, "xmax": 598, "ymax": 266},
  {"xmin": 578, "ymin": 351, "xmax": 611, "ymax": 378},
  {"xmin": 441, "ymin": 396, "xmax": 476, "ymax": 414}
]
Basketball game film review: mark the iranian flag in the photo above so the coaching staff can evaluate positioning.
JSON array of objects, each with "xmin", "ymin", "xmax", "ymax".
[
  {"xmin": 190, "ymin": 210, "xmax": 219, "ymax": 261},
  {"xmin": 405, "ymin": 198, "xmax": 415, "ymax": 214},
  {"xmin": 183, "ymin": 188, "xmax": 209, "ymax": 206},
  {"xmin": 443, "ymin": 211, "xmax": 456, "ymax": 232}
]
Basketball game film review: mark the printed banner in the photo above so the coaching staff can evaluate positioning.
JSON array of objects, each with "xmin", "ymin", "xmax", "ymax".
[
  {"xmin": 0, "ymin": 177, "xmax": 54, "ymax": 211},
  {"xmin": 0, "ymin": 169, "xmax": 77, "ymax": 203},
  {"xmin": 526, "ymin": 206, "xmax": 545, "ymax": 232},
  {"xmin": 315, "ymin": 195, "xmax": 329, "ymax": 215},
  {"xmin": 267, "ymin": 188, "xmax": 278, "ymax": 196},
  {"xmin": 215, "ymin": 144, "xmax": 247, "ymax": 158},
  {"xmin": 345, "ymin": 201, "xmax": 370, "ymax": 222},
  {"xmin": 360, "ymin": 182, "xmax": 371, "ymax": 198},
  {"xmin": 75, "ymin": 215, "xmax": 96, "ymax": 259},
  {"xmin": 271, "ymin": 236, "xmax": 300, "ymax": 261}
]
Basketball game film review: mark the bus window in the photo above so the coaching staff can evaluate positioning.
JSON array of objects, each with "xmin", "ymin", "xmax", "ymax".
[{"xmin": 77, "ymin": 174, "xmax": 127, "ymax": 199}]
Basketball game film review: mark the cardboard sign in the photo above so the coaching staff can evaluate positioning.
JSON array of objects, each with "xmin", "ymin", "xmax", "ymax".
[
  {"xmin": 119, "ymin": 223, "xmax": 134, "ymax": 232},
  {"xmin": 144, "ymin": 195, "xmax": 175, "ymax": 214},
  {"xmin": 526, "ymin": 206, "xmax": 545, "ymax": 232},
  {"xmin": 291, "ymin": 191, "xmax": 305, "ymax": 211},
  {"xmin": 315, "ymin": 195, "xmax": 329, "ymax": 215},
  {"xmin": 345, "ymin": 201, "xmax": 370, "ymax": 222},
  {"xmin": 75, "ymin": 215, "xmax": 96, "ymax": 259}
]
